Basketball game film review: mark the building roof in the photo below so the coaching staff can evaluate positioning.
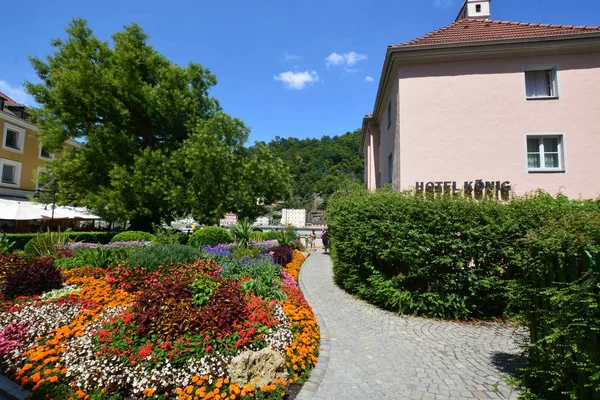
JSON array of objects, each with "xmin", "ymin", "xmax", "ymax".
[
  {"xmin": 392, "ymin": 18, "xmax": 600, "ymax": 48},
  {"xmin": 0, "ymin": 91, "xmax": 18, "ymax": 113}
]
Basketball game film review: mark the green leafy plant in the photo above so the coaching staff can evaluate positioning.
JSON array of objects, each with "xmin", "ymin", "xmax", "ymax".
[
  {"xmin": 241, "ymin": 278, "xmax": 287, "ymax": 300},
  {"xmin": 127, "ymin": 244, "xmax": 200, "ymax": 271},
  {"xmin": 276, "ymin": 225, "xmax": 298, "ymax": 247},
  {"xmin": 188, "ymin": 226, "xmax": 233, "ymax": 249},
  {"xmin": 249, "ymin": 231, "xmax": 266, "ymax": 242},
  {"xmin": 110, "ymin": 231, "xmax": 155, "ymax": 243},
  {"xmin": 152, "ymin": 223, "xmax": 185, "ymax": 245},
  {"xmin": 263, "ymin": 231, "xmax": 279, "ymax": 240},
  {"xmin": 189, "ymin": 275, "xmax": 220, "ymax": 306},
  {"xmin": 231, "ymin": 246, "xmax": 262, "ymax": 259},
  {"xmin": 0, "ymin": 234, "xmax": 15, "ymax": 253},
  {"xmin": 25, "ymin": 229, "xmax": 72, "ymax": 257},
  {"xmin": 230, "ymin": 218, "xmax": 254, "ymax": 248}
]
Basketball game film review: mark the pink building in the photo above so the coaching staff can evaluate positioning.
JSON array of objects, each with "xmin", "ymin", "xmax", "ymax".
[
  {"xmin": 219, "ymin": 212, "xmax": 238, "ymax": 227},
  {"xmin": 362, "ymin": 0, "xmax": 600, "ymax": 199}
]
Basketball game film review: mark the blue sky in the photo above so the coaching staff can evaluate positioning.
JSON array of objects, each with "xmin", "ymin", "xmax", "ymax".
[{"xmin": 1, "ymin": 0, "xmax": 599, "ymax": 143}]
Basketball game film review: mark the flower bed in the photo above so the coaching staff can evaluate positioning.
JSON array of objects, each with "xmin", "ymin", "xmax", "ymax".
[{"xmin": 0, "ymin": 248, "xmax": 318, "ymax": 399}]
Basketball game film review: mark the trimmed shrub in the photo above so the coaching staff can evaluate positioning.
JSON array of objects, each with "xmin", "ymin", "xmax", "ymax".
[
  {"xmin": 327, "ymin": 187, "xmax": 523, "ymax": 320},
  {"xmin": 271, "ymin": 245, "xmax": 293, "ymax": 267},
  {"xmin": 263, "ymin": 231, "xmax": 279, "ymax": 240},
  {"xmin": 188, "ymin": 226, "xmax": 233, "ymax": 249},
  {"xmin": 127, "ymin": 244, "xmax": 200, "ymax": 271},
  {"xmin": 2, "ymin": 257, "xmax": 63, "ymax": 300},
  {"xmin": 110, "ymin": 231, "xmax": 155, "ymax": 243},
  {"xmin": 508, "ymin": 201, "xmax": 600, "ymax": 399}
]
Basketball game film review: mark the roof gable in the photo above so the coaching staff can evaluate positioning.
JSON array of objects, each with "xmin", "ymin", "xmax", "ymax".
[{"xmin": 392, "ymin": 18, "xmax": 600, "ymax": 48}]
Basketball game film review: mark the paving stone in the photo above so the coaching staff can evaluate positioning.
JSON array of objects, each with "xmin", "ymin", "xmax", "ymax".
[{"xmin": 295, "ymin": 252, "xmax": 523, "ymax": 400}]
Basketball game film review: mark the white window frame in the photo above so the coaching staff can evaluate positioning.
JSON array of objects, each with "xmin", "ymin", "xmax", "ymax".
[
  {"xmin": 523, "ymin": 64, "xmax": 559, "ymax": 100},
  {"xmin": 525, "ymin": 133, "xmax": 566, "ymax": 173},
  {"xmin": 39, "ymin": 146, "xmax": 55, "ymax": 160},
  {"xmin": 0, "ymin": 158, "xmax": 22, "ymax": 188},
  {"xmin": 2, "ymin": 123, "xmax": 25, "ymax": 154}
]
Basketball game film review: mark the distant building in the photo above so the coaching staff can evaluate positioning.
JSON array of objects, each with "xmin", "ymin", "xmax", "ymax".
[
  {"xmin": 254, "ymin": 216, "xmax": 270, "ymax": 226},
  {"xmin": 361, "ymin": 0, "xmax": 600, "ymax": 199},
  {"xmin": 219, "ymin": 213, "xmax": 238, "ymax": 227},
  {"xmin": 281, "ymin": 209, "xmax": 306, "ymax": 227}
]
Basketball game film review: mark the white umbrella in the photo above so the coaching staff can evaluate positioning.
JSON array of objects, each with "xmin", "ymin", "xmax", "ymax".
[
  {"xmin": 0, "ymin": 199, "xmax": 54, "ymax": 220},
  {"xmin": 52, "ymin": 206, "xmax": 101, "ymax": 220}
]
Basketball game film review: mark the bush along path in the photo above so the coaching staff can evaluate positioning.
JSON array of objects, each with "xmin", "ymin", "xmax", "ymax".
[{"xmin": 297, "ymin": 251, "xmax": 523, "ymax": 400}]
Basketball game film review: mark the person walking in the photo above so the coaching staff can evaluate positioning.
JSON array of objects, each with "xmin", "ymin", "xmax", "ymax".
[
  {"xmin": 321, "ymin": 229, "xmax": 329, "ymax": 254},
  {"xmin": 308, "ymin": 230, "xmax": 317, "ymax": 252}
]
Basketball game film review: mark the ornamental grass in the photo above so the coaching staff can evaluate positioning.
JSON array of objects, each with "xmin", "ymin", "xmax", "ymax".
[{"xmin": 0, "ymin": 246, "xmax": 318, "ymax": 399}]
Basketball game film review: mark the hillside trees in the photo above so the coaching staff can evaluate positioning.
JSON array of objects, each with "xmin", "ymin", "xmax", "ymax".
[
  {"xmin": 26, "ymin": 18, "xmax": 290, "ymax": 229},
  {"xmin": 261, "ymin": 129, "xmax": 363, "ymax": 209}
]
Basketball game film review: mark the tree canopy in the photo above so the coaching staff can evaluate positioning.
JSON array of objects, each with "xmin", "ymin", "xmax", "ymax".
[
  {"xmin": 258, "ymin": 129, "xmax": 364, "ymax": 209},
  {"xmin": 27, "ymin": 19, "xmax": 291, "ymax": 229}
]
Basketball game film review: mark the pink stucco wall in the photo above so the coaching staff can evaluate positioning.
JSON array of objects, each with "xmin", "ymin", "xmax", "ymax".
[
  {"xmin": 396, "ymin": 52, "xmax": 600, "ymax": 199},
  {"xmin": 376, "ymin": 79, "xmax": 399, "ymax": 187}
]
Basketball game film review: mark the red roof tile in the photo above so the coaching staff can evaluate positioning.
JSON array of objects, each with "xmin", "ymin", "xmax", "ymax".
[
  {"xmin": 0, "ymin": 91, "xmax": 25, "ymax": 116},
  {"xmin": 392, "ymin": 18, "xmax": 600, "ymax": 48}
]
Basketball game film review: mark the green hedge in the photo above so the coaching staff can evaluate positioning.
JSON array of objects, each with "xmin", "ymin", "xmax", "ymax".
[
  {"xmin": 326, "ymin": 187, "xmax": 599, "ymax": 320},
  {"xmin": 5, "ymin": 232, "xmax": 118, "ymax": 250},
  {"xmin": 509, "ymin": 203, "xmax": 600, "ymax": 399}
]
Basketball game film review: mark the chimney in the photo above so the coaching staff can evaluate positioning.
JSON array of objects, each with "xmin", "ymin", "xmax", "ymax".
[{"xmin": 456, "ymin": 0, "xmax": 491, "ymax": 22}]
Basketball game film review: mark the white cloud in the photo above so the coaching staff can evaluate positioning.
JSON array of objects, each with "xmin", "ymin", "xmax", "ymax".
[
  {"xmin": 0, "ymin": 80, "xmax": 35, "ymax": 106},
  {"xmin": 285, "ymin": 53, "xmax": 300, "ymax": 61},
  {"xmin": 325, "ymin": 51, "xmax": 368, "ymax": 71},
  {"xmin": 274, "ymin": 70, "xmax": 320, "ymax": 90},
  {"xmin": 344, "ymin": 52, "xmax": 368, "ymax": 66},
  {"xmin": 365, "ymin": 76, "xmax": 375, "ymax": 82},
  {"xmin": 325, "ymin": 52, "xmax": 345, "ymax": 67},
  {"xmin": 434, "ymin": 0, "xmax": 453, "ymax": 9}
]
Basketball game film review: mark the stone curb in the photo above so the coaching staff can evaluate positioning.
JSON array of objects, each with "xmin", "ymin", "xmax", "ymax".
[
  {"xmin": 0, "ymin": 375, "xmax": 31, "ymax": 400},
  {"xmin": 296, "ymin": 251, "xmax": 331, "ymax": 400}
]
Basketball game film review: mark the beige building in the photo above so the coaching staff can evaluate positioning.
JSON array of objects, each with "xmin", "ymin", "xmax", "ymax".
[
  {"xmin": 1, "ymin": 91, "xmax": 79, "ymax": 199},
  {"xmin": 281, "ymin": 209, "xmax": 306, "ymax": 227},
  {"xmin": 362, "ymin": 0, "xmax": 600, "ymax": 199}
]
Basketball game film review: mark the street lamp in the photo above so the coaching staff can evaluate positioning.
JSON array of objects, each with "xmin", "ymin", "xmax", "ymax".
[{"xmin": 35, "ymin": 179, "xmax": 58, "ymax": 230}]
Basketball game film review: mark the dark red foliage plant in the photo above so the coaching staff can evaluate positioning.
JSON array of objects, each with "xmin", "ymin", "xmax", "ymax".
[
  {"xmin": 2, "ymin": 257, "xmax": 64, "ymax": 300},
  {"xmin": 133, "ymin": 276, "xmax": 247, "ymax": 339},
  {"xmin": 270, "ymin": 245, "xmax": 293, "ymax": 267}
]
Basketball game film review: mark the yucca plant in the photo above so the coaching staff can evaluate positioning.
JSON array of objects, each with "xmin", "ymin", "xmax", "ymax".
[
  {"xmin": 29, "ymin": 229, "xmax": 72, "ymax": 256},
  {"xmin": 230, "ymin": 218, "xmax": 254, "ymax": 248}
]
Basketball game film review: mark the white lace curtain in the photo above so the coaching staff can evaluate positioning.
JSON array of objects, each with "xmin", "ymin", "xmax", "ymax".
[{"xmin": 526, "ymin": 70, "xmax": 552, "ymax": 98}]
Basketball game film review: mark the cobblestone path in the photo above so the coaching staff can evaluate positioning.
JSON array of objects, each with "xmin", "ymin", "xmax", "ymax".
[{"xmin": 297, "ymin": 251, "xmax": 523, "ymax": 400}]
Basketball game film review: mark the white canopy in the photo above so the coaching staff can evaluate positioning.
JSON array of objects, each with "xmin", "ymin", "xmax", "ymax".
[{"xmin": 0, "ymin": 198, "xmax": 100, "ymax": 221}]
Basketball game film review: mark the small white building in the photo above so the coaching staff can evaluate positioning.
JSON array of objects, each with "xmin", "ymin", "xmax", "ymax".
[
  {"xmin": 281, "ymin": 209, "xmax": 306, "ymax": 227},
  {"xmin": 254, "ymin": 216, "xmax": 270, "ymax": 226}
]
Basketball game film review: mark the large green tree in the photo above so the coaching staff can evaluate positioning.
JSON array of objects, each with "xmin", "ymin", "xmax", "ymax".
[{"xmin": 27, "ymin": 19, "xmax": 290, "ymax": 229}]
